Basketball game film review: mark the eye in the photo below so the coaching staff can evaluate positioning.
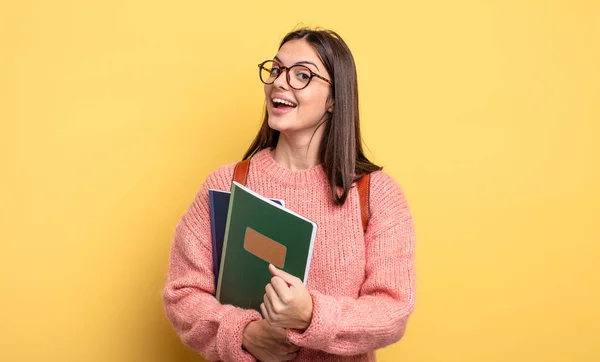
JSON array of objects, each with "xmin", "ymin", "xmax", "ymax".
[
  {"xmin": 270, "ymin": 67, "xmax": 281, "ymax": 76},
  {"xmin": 295, "ymin": 71, "xmax": 311, "ymax": 81}
]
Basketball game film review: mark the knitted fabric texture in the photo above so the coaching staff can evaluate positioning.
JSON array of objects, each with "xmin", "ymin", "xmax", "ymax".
[{"xmin": 163, "ymin": 148, "xmax": 416, "ymax": 361}]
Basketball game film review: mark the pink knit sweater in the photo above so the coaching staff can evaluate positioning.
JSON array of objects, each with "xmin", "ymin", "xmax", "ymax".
[{"xmin": 163, "ymin": 148, "xmax": 416, "ymax": 361}]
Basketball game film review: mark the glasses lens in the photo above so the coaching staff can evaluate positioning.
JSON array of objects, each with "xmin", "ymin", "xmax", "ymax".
[
  {"xmin": 289, "ymin": 65, "xmax": 312, "ymax": 89},
  {"xmin": 260, "ymin": 61, "xmax": 279, "ymax": 84}
]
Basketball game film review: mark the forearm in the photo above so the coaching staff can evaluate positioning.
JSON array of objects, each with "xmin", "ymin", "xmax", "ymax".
[
  {"xmin": 164, "ymin": 284, "xmax": 262, "ymax": 361},
  {"xmin": 287, "ymin": 290, "xmax": 414, "ymax": 355}
]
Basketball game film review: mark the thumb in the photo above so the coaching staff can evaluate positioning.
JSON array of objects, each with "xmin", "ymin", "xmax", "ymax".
[{"xmin": 268, "ymin": 264, "xmax": 301, "ymax": 287}]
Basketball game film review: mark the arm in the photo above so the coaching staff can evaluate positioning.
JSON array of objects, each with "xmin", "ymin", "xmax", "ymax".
[
  {"xmin": 162, "ymin": 172, "xmax": 261, "ymax": 362},
  {"xmin": 287, "ymin": 171, "xmax": 417, "ymax": 355}
]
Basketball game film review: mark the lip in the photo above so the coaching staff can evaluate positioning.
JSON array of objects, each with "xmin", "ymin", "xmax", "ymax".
[
  {"xmin": 271, "ymin": 93, "xmax": 297, "ymax": 106},
  {"xmin": 269, "ymin": 93, "xmax": 297, "ymax": 116},
  {"xmin": 270, "ymin": 102, "xmax": 296, "ymax": 116}
]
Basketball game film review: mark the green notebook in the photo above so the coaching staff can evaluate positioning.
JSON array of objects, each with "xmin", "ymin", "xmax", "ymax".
[{"xmin": 215, "ymin": 181, "xmax": 317, "ymax": 312}]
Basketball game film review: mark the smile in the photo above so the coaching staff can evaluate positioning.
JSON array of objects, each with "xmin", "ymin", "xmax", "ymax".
[{"xmin": 272, "ymin": 98, "xmax": 298, "ymax": 108}]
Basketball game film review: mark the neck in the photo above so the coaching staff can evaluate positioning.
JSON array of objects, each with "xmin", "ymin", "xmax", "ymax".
[{"xmin": 272, "ymin": 128, "xmax": 325, "ymax": 171}]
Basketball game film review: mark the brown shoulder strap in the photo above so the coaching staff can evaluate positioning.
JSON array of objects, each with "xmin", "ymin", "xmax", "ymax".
[
  {"xmin": 232, "ymin": 159, "xmax": 250, "ymax": 185},
  {"xmin": 357, "ymin": 173, "xmax": 371, "ymax": 232}
]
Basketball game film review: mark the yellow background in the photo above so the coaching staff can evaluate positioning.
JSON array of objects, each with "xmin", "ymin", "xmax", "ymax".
[{"xmin": 1, "ymin": 0, "xmax": 598, "ymax": 361}]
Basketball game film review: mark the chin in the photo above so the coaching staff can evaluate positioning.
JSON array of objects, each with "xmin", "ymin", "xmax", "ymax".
[{"xmin": 267, "ymin": 115, "xmax": 293, "ymax": 133}]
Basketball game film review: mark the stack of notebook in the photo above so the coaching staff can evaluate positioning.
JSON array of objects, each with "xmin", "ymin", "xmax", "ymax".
[{"xmin": 208, "ymin": 182, "xmax": 317, "ymax": 312}]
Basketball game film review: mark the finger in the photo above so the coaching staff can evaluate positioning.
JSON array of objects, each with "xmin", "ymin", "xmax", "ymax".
[
  {"xmin": 285, "ymin": 343, "xmax": 300, "ymax": 352},
  {"xmin": 265, "ymin": 283, "xmax": 279, "ymax": 305},
  {"xmin": 260, "ymin": 302, "xmax": 271, "ymax": 322},
  {"xmin": 269, "ymin": 264, "xmax": 302, "ymax": 287},
  {"xmin": 263, "ymin": 293, "xmax": 275, "ymax": 320},
  {"xmin": 280, "ymin": 352, "xmax": 298, "ymax": 361},
  {"xmin": 265, "ymin": 284, "xmax": 284, "ymax": 317},
  {"xmin": 270, "ymin": 276, "xmax": 293, "ymax": 303}
]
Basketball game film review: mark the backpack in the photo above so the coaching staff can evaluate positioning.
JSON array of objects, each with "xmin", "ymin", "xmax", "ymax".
[{"xmin": 232, "ymin": 159, "xmax": 371, "ymax": 231}]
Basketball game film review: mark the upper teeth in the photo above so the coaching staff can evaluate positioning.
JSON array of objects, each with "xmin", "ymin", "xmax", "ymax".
[{"xmin": 273, "ymin": 98, "xmax": 295, "ymax": 107}]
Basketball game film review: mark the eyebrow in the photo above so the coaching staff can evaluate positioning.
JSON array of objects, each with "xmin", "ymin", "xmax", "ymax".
[{"xmin": 274, "ymin": 56, "xmax": 320, "ymax": 71}]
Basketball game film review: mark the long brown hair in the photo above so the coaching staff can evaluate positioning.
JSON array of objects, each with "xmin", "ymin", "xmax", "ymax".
[{"xmin": 243, "ymin": 28, "xmax": 381, "ymax": 205}]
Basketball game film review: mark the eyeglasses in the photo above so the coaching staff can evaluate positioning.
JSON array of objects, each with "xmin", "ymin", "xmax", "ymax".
[{"xmin": 258, "ymin": 60, "xmax": 332, "ymax": 90}]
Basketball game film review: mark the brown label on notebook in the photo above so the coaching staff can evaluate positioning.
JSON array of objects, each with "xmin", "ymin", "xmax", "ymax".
[{"xmin": 243, "ymin": 227, "xmax": 286, "ymax": 268}]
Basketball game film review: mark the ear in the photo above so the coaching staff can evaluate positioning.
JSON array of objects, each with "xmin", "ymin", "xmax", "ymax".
[{"xmin": 327, "ymin": 99, "xmax": 334, "ymax": 113}]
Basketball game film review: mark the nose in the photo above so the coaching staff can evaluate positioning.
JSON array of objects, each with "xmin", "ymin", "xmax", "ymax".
[{"xmin": 272, "ymin": 68, "xmax": 290, "ymax": 90}]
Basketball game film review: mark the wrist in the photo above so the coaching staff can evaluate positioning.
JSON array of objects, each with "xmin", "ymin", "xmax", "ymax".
[
  {"xmin": 242, "ymin": 320, "xmax": 257, "ymax": 349},
  {"xmin": 300, "ymin": 297, "xmax": 314, "ymax": 330}
]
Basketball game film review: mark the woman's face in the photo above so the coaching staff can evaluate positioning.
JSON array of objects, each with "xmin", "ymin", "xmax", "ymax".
[{"xmin": 264, "ymin": 39, "xmax": 332, "ymax": 139}]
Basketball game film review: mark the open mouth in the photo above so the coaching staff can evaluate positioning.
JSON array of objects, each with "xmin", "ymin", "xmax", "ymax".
[{"xmin": 272, "ymin": 98, "xmax": 298, "ymax": 109}]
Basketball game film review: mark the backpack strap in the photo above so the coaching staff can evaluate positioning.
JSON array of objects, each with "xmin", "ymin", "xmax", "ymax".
[
  {"xmin": 232, "ymin": 159, "xmax": 250, "ymax": 185},
  {"xmin": 232, "ymin": 159, "xmax": 371, "ymax": 232},
  {"xmin": 357, "ymin": 173, "xmax": 371, "ymax": 232}
]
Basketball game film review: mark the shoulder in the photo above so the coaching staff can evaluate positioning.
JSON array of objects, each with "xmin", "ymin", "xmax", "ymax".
[
  {"xmin": 201, "ymin": 161, "xmax": 238, "ymax": 192},
  {"xmin": 367, "ymin": 170, "xmax": 412, "ymax": 220},
  {"xmin": 368, "ymin": 170, "xmax": 406, "ymax": 199}
]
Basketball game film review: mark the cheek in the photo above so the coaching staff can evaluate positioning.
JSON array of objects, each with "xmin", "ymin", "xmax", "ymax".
[{"xmin": 298, "ymin": 89, "xmax": 329, "ymax": 111}]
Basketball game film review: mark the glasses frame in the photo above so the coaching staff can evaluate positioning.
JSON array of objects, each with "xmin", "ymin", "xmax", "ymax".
[{"xmin": 258, "ymin": 60, "xmax": 332, "ymax": 90}]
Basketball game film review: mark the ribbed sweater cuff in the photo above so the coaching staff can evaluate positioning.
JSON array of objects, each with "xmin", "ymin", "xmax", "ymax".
[
  {"xmin": 216, "ymin": 308, "xmax": 262, "ymax": 361},
  {"xmin": 287, "ymin": 291, "xmax": 338, "ymax": 350}
]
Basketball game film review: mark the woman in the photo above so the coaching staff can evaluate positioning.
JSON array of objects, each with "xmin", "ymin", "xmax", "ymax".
[{"xmin": 163, "ymin": 28, "xmax": 416, "ymax": 361}]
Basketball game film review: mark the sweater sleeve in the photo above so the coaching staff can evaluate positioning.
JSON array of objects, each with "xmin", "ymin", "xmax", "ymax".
[
  {"xmin": 162, "ymin": 167, "xmax": 262, "ymax": 361},
  {"xmin": 287, "ymin": 171, "xmax": 416, "ymax": 355}
]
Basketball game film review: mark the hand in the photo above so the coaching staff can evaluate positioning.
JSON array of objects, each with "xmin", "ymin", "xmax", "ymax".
[
  {"xmin": 261, "ymin": 264, "xmax": 313, "ymax": 330},
  {"xmin": 242, "ymin": 319, "xmax": 299, "ymax": 362}
]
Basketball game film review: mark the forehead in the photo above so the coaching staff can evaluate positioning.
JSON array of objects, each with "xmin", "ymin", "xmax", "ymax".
[{"xmin": 275, "ymin": 39, "xmax": 326, "ymax": 71}]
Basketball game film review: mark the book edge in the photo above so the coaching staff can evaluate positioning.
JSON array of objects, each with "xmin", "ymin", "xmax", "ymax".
[
  {"xmin": 215, "ymin": 187, "xmax": 236, "ymax": 301},
  {"xmin": 208, "ymin": 190, "xmax": 220, "ymax": 286},
  {"xmin": 232, "ymin": 182, "xmax": 306, "ymax": 221},
  {"xmin": 208, "ymin": 187, "xmax": 285, "ymax": 207},
  {"xmin": 302, "ymin": 220, "xmax": 318, "ymax": 284}
]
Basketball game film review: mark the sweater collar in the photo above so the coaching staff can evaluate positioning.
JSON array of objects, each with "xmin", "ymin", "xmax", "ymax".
[{"xmin": 251, "ymin": 148, "xmax": 328, "ymax": 187}]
